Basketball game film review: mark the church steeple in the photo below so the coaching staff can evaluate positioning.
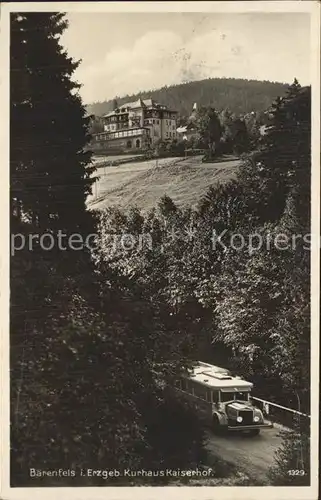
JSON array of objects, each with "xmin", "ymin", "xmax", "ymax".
[{"xmin": 188, "ymin": 102, "xmax": 198, "ymax": 126}]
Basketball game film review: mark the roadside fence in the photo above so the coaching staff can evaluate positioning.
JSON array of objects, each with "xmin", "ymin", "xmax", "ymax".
[{"xmin": 250, "ymin": 396, "xmax": 310, "ymax": 430}]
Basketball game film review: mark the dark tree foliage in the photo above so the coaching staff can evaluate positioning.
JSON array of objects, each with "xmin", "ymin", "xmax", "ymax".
[
  {"xmin": 10, "ymin": 12, "xmax": 96, "ymax": 485},
  {"xmin": 219, "ymin": 113, "xmax": 250, "ymax": 155},
  {"xmin": 196, "ymin": 106, "xmax": 222, "ymax": 157},
  {"xmin": 239, "ymin": 81, "xmax": 310, "ymax": 224},
  {"xmin": 268, "ymin": 428, "xmax": 310, "ymax": 486},
  {"xmin": 10, "ymin": 13, "xmax": 206, "ymax": 487},
  {"xmin": 141, "ymin": 390, "xmax": 207, "ymax": 479},
  {"xmin": 96, "ymin": 82, "xmax": 311, "ymax": 423},
  {"xmin": 87, "ymin": 77, "xmax": 288, "ymax": 118},
  {"xmin": 158, "ymin": 194, "xmax": 178, "ymax": 217},
  {"xmin": 95, "ymin": 79, "xmax": 312, "ymax": 480},
  {"xmin": 10, "ymin": 13, "xmax": 95, "ymax": 233},
  {"xmin": 230, "ymin": 119, "xmax": 250, "ymax": 154},
  {"xmin": 88, "ymin": 115, "xmax": 104, "ymax": 134}
]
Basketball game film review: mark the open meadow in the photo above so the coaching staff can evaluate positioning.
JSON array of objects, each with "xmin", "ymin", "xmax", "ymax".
[{"xmin": 87, "ymin": 155, "xmax": 240, "ymax": 211}]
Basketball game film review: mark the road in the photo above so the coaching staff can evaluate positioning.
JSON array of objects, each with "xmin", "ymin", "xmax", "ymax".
[{"xmin": 205, "ymin": 424, "xmax": 285, "ymax": 484}]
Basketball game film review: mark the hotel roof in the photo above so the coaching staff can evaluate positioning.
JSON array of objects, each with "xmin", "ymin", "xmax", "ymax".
[{"xmin": 103, "ymin": 98, "xmax": 176, "ymax": 118}]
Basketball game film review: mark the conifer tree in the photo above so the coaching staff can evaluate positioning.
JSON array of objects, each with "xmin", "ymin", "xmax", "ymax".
[
  {"xmin": 10, "ymin": 14, "xmax": 97, "ymax": 484},
  {"xmin": 196, "ymin": 106, "xmax": 222, "ymax": 158},
  {"xmin": 238, "ymin": 81, "xmax": 310, "ymax": 224},
  {"xmin": 158, "ymin": 194, "xmax": 178, "ymax": 217},
  {"xmin": 10, "ymin": 14, "xmax": 206, "ymax": 486},
  {"xmin": 10, "ymin": 13, "xmax": 95, "ymax": 233}
]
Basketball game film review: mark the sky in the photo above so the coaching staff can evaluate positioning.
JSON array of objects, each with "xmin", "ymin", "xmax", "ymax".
[{"xmin": 61, "ymin": 12, "xmax": 311, "ymax": 104}]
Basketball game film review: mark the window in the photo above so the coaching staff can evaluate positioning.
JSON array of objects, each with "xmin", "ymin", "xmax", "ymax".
[
  {"xmin": 192, "ymin": 383, "xmax": 207, "ymax": 400},
  {"xmin": 220, "ymin": 391, "xmax": 249, "ymax": 402},
  {"xmin": 153, "ymin": 119, "xmax": 155, "ymax": 124},
  {"xmin": 205, "ymin": 390, "xmax": 212, "ymax": 403},
  {"xmin": 127, "ymin": 140, "xmax": 132, "ymax": 148},
  {"xmin": 136, "ymin": 139, "xmax": 140, "ymax": 148},
  {"xmin": 157, "ymin": 120, "xmax": 160, "ymax": 125},
  {"xmin": 235, "ymin": 392, "xmax": 249, "ymax": 401},
  {"xmin": 212, "ymin": 391, "xmax": 219, "ymax": 403},
  {"xmin": 220, "ymin": 392, "xmax": 234, "ymax": 403}
]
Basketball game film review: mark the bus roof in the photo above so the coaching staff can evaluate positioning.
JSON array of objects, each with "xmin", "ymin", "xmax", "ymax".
[
  {"xmin": 184, "ymin": 362, "xmax": 253, "ymax": 391},
  {"xmin": 195, "ymin": 361, "xmax": 232, "ymax": 374}
]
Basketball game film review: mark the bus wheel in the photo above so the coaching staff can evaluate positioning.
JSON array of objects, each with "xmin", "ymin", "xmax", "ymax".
[{"xmin": 248, "ymin": 429, "xmax": 260, "ymax": 437}]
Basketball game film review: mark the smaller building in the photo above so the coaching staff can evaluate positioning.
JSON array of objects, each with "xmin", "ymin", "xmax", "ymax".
[
  {"xmin": 176, "ymin": 125, "xmax": 199, "ymax": 142},
  {"xmin": 176, "ymin": 102, "xmax": 199, "ymax": 142}
]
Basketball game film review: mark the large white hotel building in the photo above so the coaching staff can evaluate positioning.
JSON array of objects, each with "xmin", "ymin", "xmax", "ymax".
[{"xmin": 92, "ymin": 98, "xmax": 177, "ymax": 152}]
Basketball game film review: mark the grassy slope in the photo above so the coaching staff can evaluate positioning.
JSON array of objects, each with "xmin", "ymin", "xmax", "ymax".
[{"xmin": 87, "ymin": 156, "xmax": 240, "ymax": 212}]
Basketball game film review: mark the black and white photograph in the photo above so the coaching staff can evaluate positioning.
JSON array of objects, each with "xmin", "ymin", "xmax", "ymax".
[{"xmin": 0, "ymin": 2, "xmax": 320, "ymax": 499}]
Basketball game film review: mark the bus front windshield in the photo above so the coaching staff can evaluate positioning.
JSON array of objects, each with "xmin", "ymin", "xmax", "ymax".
[{"xmin": 220, "ymin": 391, "xmax": 249, "ymax": 402}]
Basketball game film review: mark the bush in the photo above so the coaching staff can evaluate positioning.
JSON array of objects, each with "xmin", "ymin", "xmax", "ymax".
[{"xmin": 268, "ymin": 429, "xmax": 310, "ymax": 486}]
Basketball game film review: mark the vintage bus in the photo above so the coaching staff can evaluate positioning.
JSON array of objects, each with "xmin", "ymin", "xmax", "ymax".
[{"xmin": 174, "ymin": 361, "xmax": 273, "ymax": 436}]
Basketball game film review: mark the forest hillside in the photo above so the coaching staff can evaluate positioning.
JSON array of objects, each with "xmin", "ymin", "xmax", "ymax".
[{"xmin": 86, "ymin": 77, "xmax": 288, "ymax": 117}]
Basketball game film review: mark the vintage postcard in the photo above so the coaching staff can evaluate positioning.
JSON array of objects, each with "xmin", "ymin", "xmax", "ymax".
[{"xmin": 0, "ymin": 1, "xmax": 319, "ymax": 499}]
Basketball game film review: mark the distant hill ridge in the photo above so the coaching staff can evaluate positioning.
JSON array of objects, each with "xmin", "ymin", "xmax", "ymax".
[{"xmin": 86, "ymin": 77, "xmax": 288, "ymax": 118}]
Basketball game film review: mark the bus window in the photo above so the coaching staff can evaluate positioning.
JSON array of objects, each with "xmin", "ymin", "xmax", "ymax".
[
  {"xmin": 235, "ymin": 392, "xmax": 249, "ymax": 401},
  {"xmin": 205, "ymin": 390, "xmax": 212, "ymax": 402},
  {"xmin": 212, "ymin": 391, "xmax": 219, "ymax": 403},
  {"xmin": 193, "ymin": 383, "xmax": 207, "ymax": 400},
  {"xmin": 220, "ymin": 392, "xmax": 235, "ymax": 403},
  {"xmin": 220, "ymin": 391, "xmax": 249, "ymax": 402}
]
